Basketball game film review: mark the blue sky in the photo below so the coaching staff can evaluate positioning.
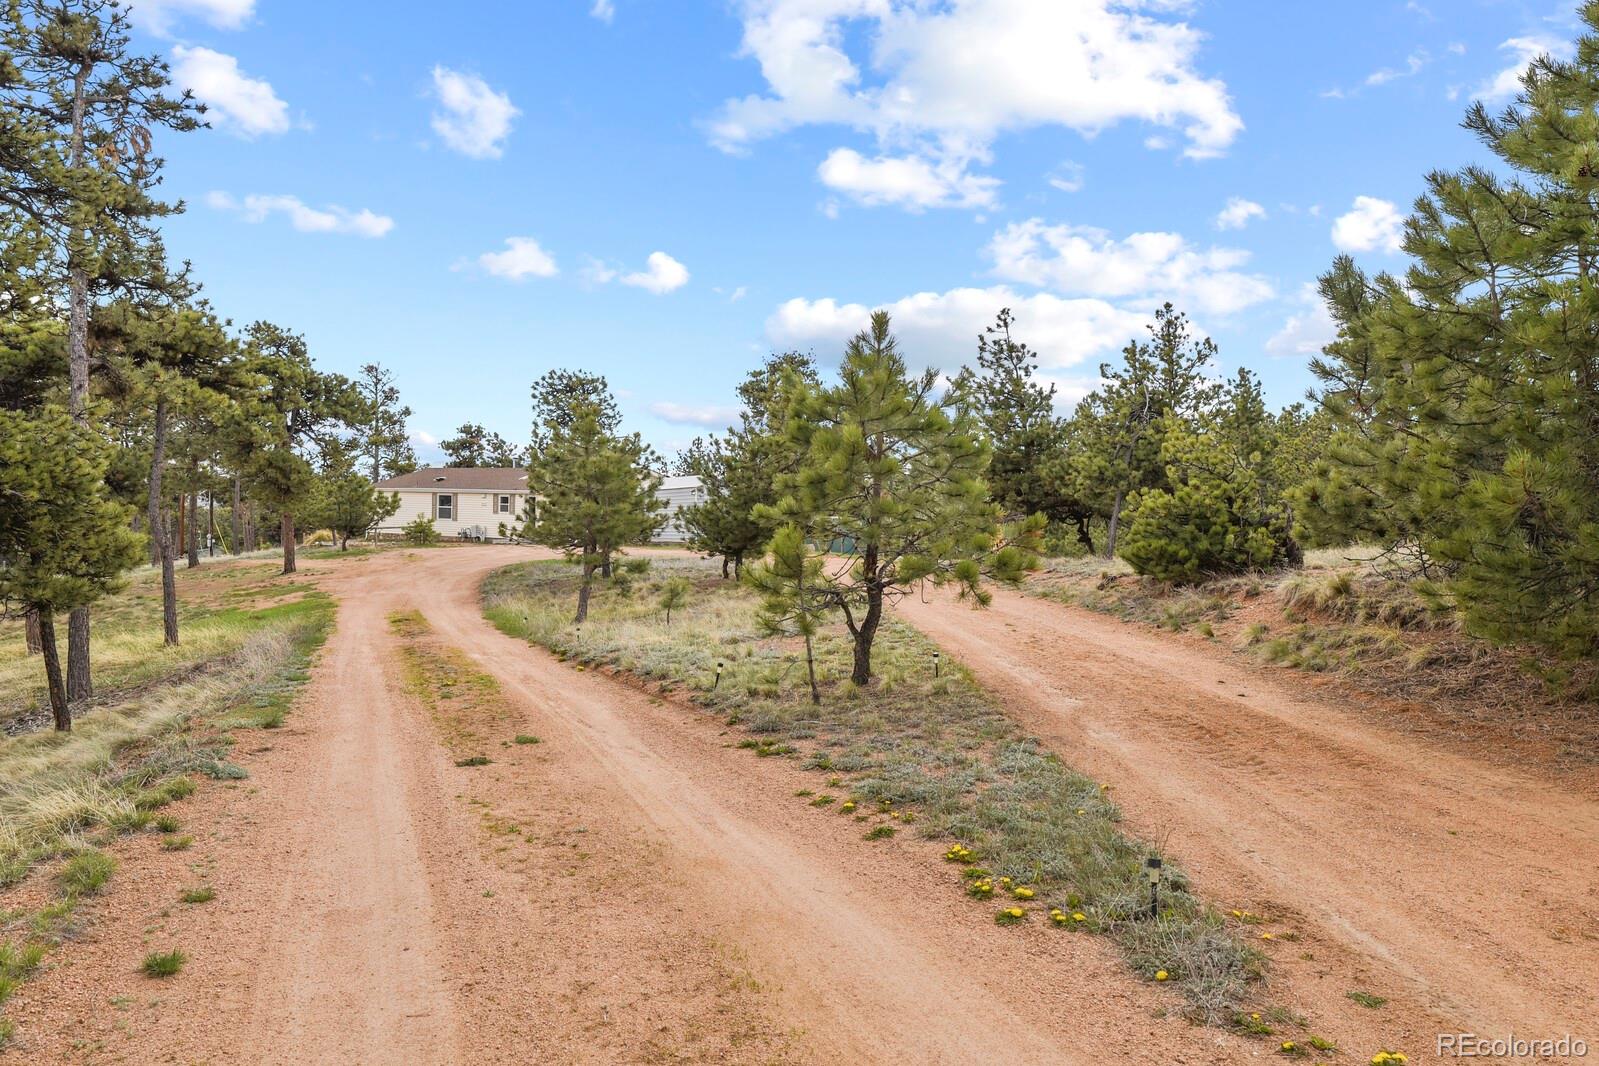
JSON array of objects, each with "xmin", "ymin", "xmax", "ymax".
[{"xmin": 132, "ymin": 0, "xmax": 1581, "ymax": 462}]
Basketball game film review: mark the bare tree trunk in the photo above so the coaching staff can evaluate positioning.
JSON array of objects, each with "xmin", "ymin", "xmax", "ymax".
[
  {"xmin": 281, "ymin": 512, "xmax": 297, "ymax": 574},
  {"xmin": 1105, "ymin": 491, "xmax": 1126, "ymax": 558},
  {"xmin": 231, "ymin": 476, "xmax": 242, "ymax": 555},
  {"xmin": 38, "ymin": 609, "xmax": 71, "ymax": 732},
  {"xmin": 24, "ymin": 609, "xmax": 42, "ymax": 655},
  {"xmin": 187, "ymin": 492, "xmax": 200, "ymax": 568},
  {"xmin": 149, "ymin": 397, "xmax": 179, "ymax": 646}
]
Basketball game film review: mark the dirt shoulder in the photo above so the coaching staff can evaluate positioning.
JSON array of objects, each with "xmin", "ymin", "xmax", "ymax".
[{"xmin": 901, "ymin": 582, "xmax": 1599, "ymax": 1051}]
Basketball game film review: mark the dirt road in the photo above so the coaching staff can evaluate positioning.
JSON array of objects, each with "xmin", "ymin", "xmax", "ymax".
[
  {"xmin": 5, "ymin": 547, "xmax": 1251, "ymax": 1064},
  {"xmin": 11, "ymin": 547, "xmax": 1592, "ymax": 1063},
  {"xmin": 903, "ymin": 584, "xmax": 1599, "ymax": 1043}
]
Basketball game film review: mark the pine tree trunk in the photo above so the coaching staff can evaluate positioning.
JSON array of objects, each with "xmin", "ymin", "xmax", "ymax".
[
  {"xmin": 804, "ymin": 631, "xmax": 820, "ymax": 705},
  {"xmin": 601, "ymin": 549, "xmax": 612, "ymax": 579},
  {"xmin": 149, "ymin": 397, "xmax": 179, "ymax": 646},
  {"xmin": 281, "ymin": 512, "xmax": 297, "ymax": 574},
  {"xmin": 231, "ymin": 476, "xmax": 242, "ymax": 555},
  {"xmin": 67, "ymin": 609, "xmax": 91, "ymax": 702},
  {"xmin": 187, "ymin": 492, "xmax": 200, "ymax": 568},
  {"xmin": 38, "ymin": 609, "xmax": 71, "ymax": 732},
  {"xmin": 64, "ymin": 63, "xmax": 93, "ymax": 708},
  {"xmin": 1105, "ymin": 491, "xmax": 1126, "ymax": 558},
  {"xmin": 851, "ymin": 583, "xmax": 883, "ymax": 687},
  {"xmin": 722, "ymin": 555, "xmax": 730, "ymax": 579},
  {"xmin": 1075, "ymin": 516, "xmax": 1095, "ymax": 554},
  {"xmin": 24, "ymin": 609, "xmax": 42, "ymax": 655},
  {"xmin": 575, "ymin": 562, "xmax": 594, "ymax": 623}
]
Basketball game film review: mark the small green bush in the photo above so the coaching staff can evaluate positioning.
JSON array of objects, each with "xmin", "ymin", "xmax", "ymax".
[{"xmin": 402, "ymin": 515, "xmax": 441, "ymax": 545}]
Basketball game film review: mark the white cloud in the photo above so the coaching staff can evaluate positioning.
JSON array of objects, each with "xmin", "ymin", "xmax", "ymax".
[
  {"xmin": 1476, "ymin": 35, "xmax": 1570, "ymax": 103},
  {"xmin": 708, "ymin": 0, "xmax": 1240, "ymax": 213},
  {"xmin": 477, "ymin": 237, "xmax": 559, "ymax": 280},
  {"xmin": 817, "ymin": 147, "xmax": 998, "ymax": 210},
  {"xmin": 1266, "ymin": 283, "xmax": 1338, "ymax": 358},
  {"xmin": 206, "ymin": 192, "xmax": 393, "ymax": 238},
  {"xmin": 1047, "ymin": 160, "xmax": 1086, "ymax": 193},
  {"xmin": 595, "ymin": 251, "xmax": 690, "ymax": 294},
  {"xmin": 130, "ymin": 0, "xmax": 252, "ymax": 35},
  {"xmin": 1365, "ymin": 49, "xmax": 1429, "ymax": 86},
  {"xmin": 711, "ymin": 0, "xmax": 1241, "ymax": 158},
  {"xmin": 591, "ymin": 0, "xmax": 615, "ymax": 21},
  {"xmin": 1215, "ymin": 197, "xmax": 1265, "ymax": 230},
  {"xmin": 430, "ymin": 66, "xmax": 518, "ymax": 159},
  {"xmin": 411, "ymin": 429, "xmax": 439, "ymax": 447},
  {"xmin": 767, "ymin": 286, "xmax": 1154, "ymax": 374},
  {"xmin": 170, "ymin": 46, "xmax": 289, "ymax": 138},
  {"xmin": 986, "ymin": 218, "xmax": 1274, "ymax": 316},
  {"xmin": 648, "ymin": 402, "xmax": 742, "ymax": 427},
  {"xmin": 1331, "ymin": 195, "xmax": 1405, "ymax": 253}
]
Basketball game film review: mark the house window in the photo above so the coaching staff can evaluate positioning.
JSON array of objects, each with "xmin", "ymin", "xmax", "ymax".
[
  {"xmin": 498, "ymin": 494, "xmax": 511, "ymax": 514},
  {"xmin": 436, "ymin": 494, "xmax": 454, "ymax": 521}
]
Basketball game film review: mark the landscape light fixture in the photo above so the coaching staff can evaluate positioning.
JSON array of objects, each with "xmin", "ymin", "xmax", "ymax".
[
  {"xmin": 714, "ymin": 660, "xmax": 724, "ymax": 690},
  {"xmin": 933, "ymin": 650, "xmax": 941, "ymax": 677},
  {"xmin": 1145, "ymin": 856, "xmax": 1163, "ymax": 919}
]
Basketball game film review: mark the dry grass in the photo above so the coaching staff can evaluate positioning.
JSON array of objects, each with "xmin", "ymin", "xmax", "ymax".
[
  {"xmin": 482, "ymin": 558, "xmax": 1262, "ymax": 1026},
  {"xmin": 1030, "ymin": 547, "xmax": 1599, "ymax": 765},
  {"xmin": 0, "ymin": 592, "xmax": 333, "ymax": 886}
]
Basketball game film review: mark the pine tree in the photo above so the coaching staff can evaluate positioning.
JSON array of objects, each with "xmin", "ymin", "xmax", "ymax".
[
  {"xmin": 309, "ymin": 440, "xmax": 400, "ymax": 550},
  {"xmin": 239, "ymin": 322, "xmax": 362, "ymax": 575},
  {"xmin": 954, "ymin": 309, "xmax": 1096, "ymax": 552},
  {"xmin": 95, "ymin": 300, "xmax": 239, "ymax": 644},
  {"xmin": 440, "ymin": 422, "xmax": 523, "ymax": 467},
  {"xmin": 1120, "ymin": 369, "xmax": 1299, "ymax": 583},
  {"xmin": 1298, "ymin": 8, "xmax": 1599, "ymax": 656},
  {"xmin": 528, "ymin": 396, "xmax": 664, "ymax": 623},
  {"xmin": 0, "ymin": 0, "xmax": 203, "ymax": 701},
  {"xmin": 678, "ymin": 352, "xmax": 817, "ymax": 577},
  {"xmin": 355, "ymin": 363, "xmax": 415, "ymax": 481},
  {"xmin": 744, "ymin": 524, "xmax": 833, "ymax": 704},
  {"xmin": 0, "ymin": 405, "xmax": 141, "ymax": 730},
  {"xmin": 768, "ymin": 311, "xmax": 1041, "ymax": 686},
  {"xmin": 1050, "ymin": 304, "xmax": 1221, "ymax": 557}
]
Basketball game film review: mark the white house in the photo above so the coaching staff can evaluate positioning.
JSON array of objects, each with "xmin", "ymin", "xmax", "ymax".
[
  {"xmin": 373, "ymin": 467, "xmax": 706, "ymax": 544},
  {"xmin": 376, "ymin": 467, "xmax": 532, "ymax": 541},
  {"xmin": 656, "ymin": 474, "xmax": 705, "ymax": 543}
]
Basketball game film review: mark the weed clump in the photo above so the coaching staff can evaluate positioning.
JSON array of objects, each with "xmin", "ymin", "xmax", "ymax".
[{"xmin": 141, "ymin": 949, "xmax": 186, "ymax": 977}]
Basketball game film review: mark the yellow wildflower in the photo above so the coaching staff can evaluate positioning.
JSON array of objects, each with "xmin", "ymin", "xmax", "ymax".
[{"xmin": 1154, "ymin": 970, "xmax": 1169, "ymax": 981}]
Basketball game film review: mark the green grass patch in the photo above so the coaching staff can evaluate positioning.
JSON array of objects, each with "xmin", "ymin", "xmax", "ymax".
[
  {"xmin": 1345, "ymin": 990, "xmax": 1386, "ymax": 1009},
  {"xmin": 0, "ymin": 589, "xmax": 332, "ymax": 890},
  {"xmin": 179, "ymin": 886, "xmax": 215, "ymax": 905},
  {"xmin": 140, "ymin": 949, "xmax": 186, "ymax": 977},
  {"xmin": 512, "ymin": 734, "xmax": 541, "ymax": 745},
  {"xmin": 482, "ymin": 557, "xmax": 1261, "ymax": 1025},
  {"xmin": 57, "ymin": 850, "xmax": 116, "ymax": 897}
]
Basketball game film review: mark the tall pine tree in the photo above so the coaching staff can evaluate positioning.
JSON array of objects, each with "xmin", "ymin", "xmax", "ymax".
[{"xmin": 1299, "ymin": 7, "xmax": 1599, "ymax": 656}]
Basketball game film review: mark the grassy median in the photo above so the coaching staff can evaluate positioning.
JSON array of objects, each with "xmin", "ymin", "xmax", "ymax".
[{"xmin": 482, "ymin": 556, "xmax": 1261, "ymax": 1026}]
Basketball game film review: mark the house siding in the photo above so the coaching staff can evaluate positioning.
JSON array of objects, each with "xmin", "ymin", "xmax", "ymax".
[{"xmin": 385, "ymin": 490, "xmax": 528, "ymax": 540}]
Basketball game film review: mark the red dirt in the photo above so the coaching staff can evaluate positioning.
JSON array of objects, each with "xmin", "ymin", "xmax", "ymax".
[
  {"xmin": 5, "ymin": 546, "xmax": 1591, "ymax": 1063},
  {"xmin": 902, "ymin": 582, "xmax": 1599, "ymax": 1054}
]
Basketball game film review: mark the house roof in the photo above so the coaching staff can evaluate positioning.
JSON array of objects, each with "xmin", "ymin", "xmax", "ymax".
[{"xmin": 377, "ymin": 467, "xmax": 529, "ymax": 491}]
